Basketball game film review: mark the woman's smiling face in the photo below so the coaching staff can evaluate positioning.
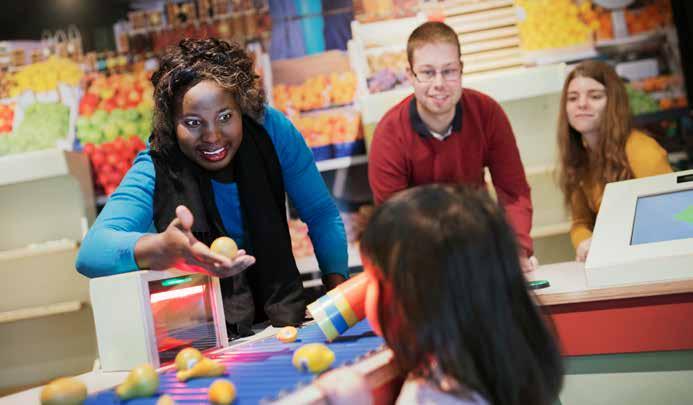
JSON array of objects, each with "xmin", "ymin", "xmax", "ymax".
[
  {"xmin": 566, "ymin": 75, "xmax": 607, "ymax": 136},
  {"xmin": 175, "ymin": 80, "xmax": 243, "ymax": 171}
]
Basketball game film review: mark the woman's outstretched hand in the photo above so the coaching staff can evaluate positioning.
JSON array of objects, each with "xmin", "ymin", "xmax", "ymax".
[{"xmin": 135, "ymin": 205, "xmax": 255, "ymax": 278}]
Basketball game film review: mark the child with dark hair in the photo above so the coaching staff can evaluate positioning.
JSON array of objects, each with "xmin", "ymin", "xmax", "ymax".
[
  {"xmin": 359, "ymin": 184, "xmax": 563, "ymax": 405},
  {"xmin": 76, "ymin": 38, "xmax": 349, "ymax": 337}
]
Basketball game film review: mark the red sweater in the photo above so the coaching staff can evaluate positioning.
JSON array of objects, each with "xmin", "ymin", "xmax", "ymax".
[{"xmin": 368, "ymin": 90, "xmax": 533, "ymax": 256}]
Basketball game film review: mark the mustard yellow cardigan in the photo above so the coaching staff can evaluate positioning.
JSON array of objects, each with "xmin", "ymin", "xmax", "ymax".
[{"xmin": 569, "ymin": 130, "xmax": 673, "ymax": 248}]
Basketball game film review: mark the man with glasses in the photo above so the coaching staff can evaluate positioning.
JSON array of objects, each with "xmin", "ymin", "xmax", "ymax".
[{"xmin": 368, "ymin": 21, "xmax": 538, "ymax": 272}]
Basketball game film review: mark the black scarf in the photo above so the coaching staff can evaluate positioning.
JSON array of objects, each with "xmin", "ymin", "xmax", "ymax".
[{"xmin": 150, "ymin": 115, "xmax": 305, "ymax": 338}]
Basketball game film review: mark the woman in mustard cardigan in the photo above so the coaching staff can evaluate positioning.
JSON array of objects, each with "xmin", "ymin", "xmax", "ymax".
[{"xmin": 557, "ymin": 60, "xmax": 672, "ymax": 262}]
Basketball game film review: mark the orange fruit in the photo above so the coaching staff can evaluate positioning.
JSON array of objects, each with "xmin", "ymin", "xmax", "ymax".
[
  {"xmin": 210, "ymin": 237, "xmax": 238, "ymax": 260},
  {"xmin": 276, "ymin": 326, "xmax": 298, "ymax": 343},
  {"xmin": 208, "ymin": 379, "xmax": 236, "ymax": 404}
]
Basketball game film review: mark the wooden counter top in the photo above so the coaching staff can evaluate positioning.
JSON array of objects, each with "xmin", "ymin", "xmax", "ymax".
[{"xmin": 527, "ymin": 261, "xmax": 693, "ymax": 306}]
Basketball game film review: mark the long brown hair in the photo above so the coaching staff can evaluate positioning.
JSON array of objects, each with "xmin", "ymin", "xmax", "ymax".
[{"xmin": 557, "ymin": 60, "xmax": 633, "ymax": 206}]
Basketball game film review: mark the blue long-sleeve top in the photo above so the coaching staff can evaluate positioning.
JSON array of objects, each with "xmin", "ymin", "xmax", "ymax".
[{"xmin": 76, "ymin": 106, "xmax": 348, "ymax": 279}]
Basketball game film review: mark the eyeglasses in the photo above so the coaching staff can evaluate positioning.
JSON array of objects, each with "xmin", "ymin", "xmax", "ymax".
[{"xmin": 412, "ymin": 67, "xmax": 462, "ymax": 83}]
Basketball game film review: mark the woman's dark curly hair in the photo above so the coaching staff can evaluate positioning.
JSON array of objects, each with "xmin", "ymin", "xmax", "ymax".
[{"xmin": 150, "ymin": 38, "xmax": 265, "ymax": 153}]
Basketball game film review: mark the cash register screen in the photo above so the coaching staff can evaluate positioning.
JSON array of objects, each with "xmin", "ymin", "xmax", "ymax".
[
  {"xmin": 630, "ymin": 189, "xmax": 693, "ymax": 245},
  {"xmin": 149, "ymin": 274, "xmax": 217, "ymax": 363}
]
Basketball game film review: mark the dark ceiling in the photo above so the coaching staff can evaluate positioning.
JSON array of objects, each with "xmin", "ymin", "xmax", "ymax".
[{"xmin": 1, "ymin": 0, "xmax": 134, "ymax": 51}]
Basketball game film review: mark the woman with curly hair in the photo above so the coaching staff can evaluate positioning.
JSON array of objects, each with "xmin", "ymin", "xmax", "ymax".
[
  {"xmin": 77, "ymin": 38, "xmax": 349, "ymax": 337},
  {"xmin": 557, "ymin": 60, "xmax": 672, "ymax": 262}
]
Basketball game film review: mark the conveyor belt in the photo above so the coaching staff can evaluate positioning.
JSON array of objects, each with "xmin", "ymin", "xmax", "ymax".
[{"xmin": 84, "ymin": 319, "xmax": 383, "ymax": 404}]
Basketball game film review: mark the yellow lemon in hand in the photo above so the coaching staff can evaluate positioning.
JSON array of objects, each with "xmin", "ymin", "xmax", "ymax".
[{"xmin": 210, "ymin": 237, "xmax": 238, "ymax": 260}]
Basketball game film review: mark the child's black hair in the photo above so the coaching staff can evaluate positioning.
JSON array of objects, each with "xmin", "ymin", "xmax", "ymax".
[{"xmin": 360, "ymin": 184, "xmax": 563, "ymax": 405}]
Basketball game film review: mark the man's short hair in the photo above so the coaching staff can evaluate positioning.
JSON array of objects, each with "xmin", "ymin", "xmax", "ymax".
[{"xmin": 406, "ymin": 21, "xmax": 461, "ymax": 67}]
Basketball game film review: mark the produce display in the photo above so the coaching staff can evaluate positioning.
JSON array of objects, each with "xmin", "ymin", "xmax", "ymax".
[
  {"xmin": 0, "ymin": 103, "xmax": 14, "ymax": 134},
  {"xmin": 0, "ymin": 102, "xmax": 70, "ymax": 156},
  {"xmin": 355, "ymin": 0, "xmax": 418, "ymax": 22},
  {"xmin": 82, "ymin": 135, "xmax": 146, "ymax": 195},
  {"xmin": 0, "ymin": 71, "xmax": 12, "ymax": 99},
  {"xmin": 273, "ymin": 72, "xmax": 357, "ymax": 113},
  {"xmin": 7, "ymin": 57, "xmax": 83, "ymax": 96},
  {"xmin": 366, "ymin": 50, "xmax": 409, "ymax": 93},
  {"xmin": 76, "ymin": 107, "xmax": 152, "ymax": 145},
  {"xmin": 76, "ymin": 71, "xmax": 154, "ymax": 145},
  {"xmin": 594, "ymin": 0, "xmax": 673, "ymax": 41},
  {"xmin": 624, "ymin": 0, "xmax": 672, "ymax": 36},
  {"xmin": 594, "ymin": 6, "xmax": 613, "ymax": 40},
  {"xmin": 290, "ymin": 110, "xmax": 361, "ymax": 149},
  {"xmin": 626, "ymin": 85, "xmax": 659, "ymax": 115},
  {"xmin": 629, "ymin": 74, "xmax": 688, "ymax": 110},
  {"xmin": 630, "ymin": 75, "xmax": 682, "ymax": 93},
  {"xmin": 75, "ymin": 71, "xmax": 154, "ymax": 196},
  {"xmin": 289, "ymin": 218, "xmax": 314, "ymax": 259},
  {"xmin": 78, "ymin": 71, "xmax": 153, "ymax": 116},
  {"xmin": 624, "ymin": 73, "xmax": 688, "ymax": 114},
  {"xmin": 517, "ymin": 0, "xmax": 674, "ymax": 49},
  {"xmin": 516, "ymin": 0, "xmax": 598, "ymax": 50}
]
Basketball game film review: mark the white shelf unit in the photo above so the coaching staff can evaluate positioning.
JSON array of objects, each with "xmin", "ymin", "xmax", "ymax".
[
  {"xmin": 594, "ymin": 29, "xmax": 666, "ymax": 49},
  {"xmin": 523, "ymin": 44, "xmax": 599, "ymax": 66},
  {"xmin": 316, "ymin": 154, "xmax": 368, "ymax": 172},
  {"xmin": 350, "ymin": 1, "xmax": 524, "ymax": 100},
  {"xmin": 0, "ymin": 149, "xmax": 98, "ymax": 392}
]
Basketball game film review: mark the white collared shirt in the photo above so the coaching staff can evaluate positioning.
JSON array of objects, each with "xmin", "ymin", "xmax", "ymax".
[{"xmin": 429, "ymin": 125, "xmax": 453, "ymax": 141}]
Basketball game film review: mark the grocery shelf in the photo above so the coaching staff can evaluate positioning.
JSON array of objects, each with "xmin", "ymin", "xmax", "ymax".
[
  {"xmin": 0, "ymin": 149, "xmax": 84, "ymax": 187},
  {"xmin": 316, "ymin": 154, "xmax": 368, "ymax": 172},
  {"xmin": 92, "ymin": 155, "xmax": 370, "ymax": 207},
  {"xmin": 127, "ymin": 8, "xmax": 270, "ymax": 37},
  {"xmin": 0, "ymin": 239, "xmax": 77, "ymax": 262},
  {"xmin": 351, "ymin": 16, "xmax": 424, "ymax": 49},
  {"xmin": 295, "ymin": 243, "xmax": 362, "ymax": 275},
  {"xmin": 523, "ymin": 45, "xmax": 598, "ymax": 66},
  {"xmin": 360, "ymin": 63, "xmax": 566, "ymax": 125},
  {"xmin": 0, "ymin": 149, "xmax": 95, "ymax": 251},
  {"xmin": 595, "ymin": 30, "xmax": 666, "ymax": 49},
  {"xmin": 0, "ymin": 300, "xmax": 83, "ymax": 325},
  {"xmin": 633, "ymin": 107, "xmax": 689, "ymax": 126}
]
